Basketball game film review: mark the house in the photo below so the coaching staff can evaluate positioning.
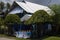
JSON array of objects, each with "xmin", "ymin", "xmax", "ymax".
[
  {"xmin": 9, "ymin": 1, "xmax": 55, "ymax": 38},
  {"xmin": 9, "ymin": 1, "xmax": 55, "ymax": 21}
]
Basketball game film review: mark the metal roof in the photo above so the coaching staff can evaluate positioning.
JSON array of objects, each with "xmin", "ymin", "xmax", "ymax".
[
  {"xmin": 16, "ymin": 1, "xmax": 55, "ymax": 15},
  {"xmin": 9, "ymin": 1, "xmax": 55, "ymax": 21},
  {"xmin": 21, "ymin": 14, "xmax": 32, "ymax": 21}
]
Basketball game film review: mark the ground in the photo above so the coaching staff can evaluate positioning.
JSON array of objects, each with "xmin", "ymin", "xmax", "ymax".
[
  {"xmin": 0, "ymin": 34, "xmax": 60, "ymax": 40},
  {"xmin": 15, "ymin": 36, "xmax": 60, "ymax": 40},
  {"xmin": 0, "ymin": 37, "xmax": 15, "ymax": 40},
  {"xmin": 43, "ymin": 36, "xmax": 60, "ymax": 40}
]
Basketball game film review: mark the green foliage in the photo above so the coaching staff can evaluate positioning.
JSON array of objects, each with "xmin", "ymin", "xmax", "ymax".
[
  {"xmin": 5, "ymin": 14, "xmax": 21, "ymax": 24},
  {"xmin": 0, "ymin": 18, "xmax": 4, "ymax": 26},
  {"xmin": 25, "ymin": 10, "xmax": 53, "ymax": 24},
  {"xmin": 5, "ymin": 3, "xmax": 11, "ymax": 16},
  {"xmin": 54, "ymin": 14, "xmax": 60, "ymax": 24},
  {"xmin": 43, "ymin": 36, "xmax": 60, "ymax": 40},
  {"xmin": 0, "ymin": 2, "xmax": 5, "ymax": 14},
  {"xmin": 49, "ymin": 4, "xmax": 60, "ymax": 14},
  {"xmin": 0, "ymin": 2, "xmax": 11, "ymax": 17},
  {"xmin": 16, "ymin": 38, "xmax": 30, "ymax": 40},
  {"xmin": 0, "ymin": 2, "xmax": 4, "ymax": 10},
  {"xmin": 49, "ymin": 4, "xmax": 60, "ymax": 24},
  {"xmin": 6, "ymin": 2, "xmax": 11, "ymax": 10}
]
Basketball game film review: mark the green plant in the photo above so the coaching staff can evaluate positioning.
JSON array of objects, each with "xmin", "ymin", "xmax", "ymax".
[
  {"xmin": 5, "ymin": 14, "xmax": 21, "ymax": 24},
  {"xmin": 25, "ymin": 10, "xmax": 53, "ymax": 25}
]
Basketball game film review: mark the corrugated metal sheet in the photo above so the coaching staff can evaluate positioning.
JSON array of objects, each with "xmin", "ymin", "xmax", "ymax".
[
  {"xmin": 21, "ymin": 14, "xmax": 32, "ymax": 21},
  {"xmin": 9, "ymin": 1, "xmax": 55, "ymax": 21},
  {"xmin": 16, "ymin": 1, "xmax": 55, "ymax": 16}
]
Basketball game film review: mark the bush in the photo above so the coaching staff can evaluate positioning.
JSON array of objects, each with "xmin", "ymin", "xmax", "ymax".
[{"xmin": 5, "ymin": 14, "xmax": 21, "ymax": 24}]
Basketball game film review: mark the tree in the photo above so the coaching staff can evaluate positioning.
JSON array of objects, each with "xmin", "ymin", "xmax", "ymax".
[
  {"xmin": 5, "ymin": 14, "xmax": 21, "ymax": 24},
  {"xmin": 49, "ymin": 4, "xmax": 60, "ymax": 34},
  {"xmin": 6, "ymin": 2, "xmax": 11, "ymax": 13},
  {"xmin": 6, "ymin": 2, "xmax": 11, "ymax": 10},
  {"xmin": 49, "ymin": 4, "xmax": 60, "ymax": 14},
  {"xmin": 5, "ymin": 14, "xmax": 21, "ymax": 35},
  {"xmin": 0, "ymin": 2, "xmax": 4, "ymax": 10},
  {"xmin": 25, "ymin": 10, "xmax": 53, "ymax": 38},
  {"xmin": 0, "ymin": 18, "xmax": 4, "ymax": 26},
  {"xmin": 25, "ymin": 10, "xmax": 53, "ymax": 24},
  {"xmin": 0, "ymin": 2, "xmax": 4, "ymax": 14},
  {"xmin": 0, "ymin": 18, "xmax": 5, "ymax": 34},
  {"xmin": 49, "ymin": 4, "xmax": 60, "ymax": 24},
  {"xmin": 4, "ymin": 3, "xmax": 11, "ymax": 18}
]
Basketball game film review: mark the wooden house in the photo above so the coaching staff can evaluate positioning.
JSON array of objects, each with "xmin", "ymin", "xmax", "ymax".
[{"xmin": 9, "ymin": 1, "xmax": 55, "ymax": 38}]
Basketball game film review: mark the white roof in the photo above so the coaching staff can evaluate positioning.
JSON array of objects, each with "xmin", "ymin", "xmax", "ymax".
[
  {"xmin": 16, "ymin": 1, "xmax": 55, "ymax": 16},
  {"xmin": 21, "ymin": 14, "xmax": 32, "ymax": 21}
]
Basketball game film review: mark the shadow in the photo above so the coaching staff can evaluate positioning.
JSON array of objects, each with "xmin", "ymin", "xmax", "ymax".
[{"xmin": 30, "ymin": 31, "xmax": 60, "ymax": 40}]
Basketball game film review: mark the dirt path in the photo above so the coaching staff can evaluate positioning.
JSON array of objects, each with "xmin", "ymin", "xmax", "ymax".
[{"xmin": 0, "ymin": 37, "xmax": 15, "ymax": 40}]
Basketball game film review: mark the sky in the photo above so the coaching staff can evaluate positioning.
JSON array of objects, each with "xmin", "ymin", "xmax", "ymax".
[{"xmin": 0, "ymin": 0, "xmax": 60, "ymax": 6}]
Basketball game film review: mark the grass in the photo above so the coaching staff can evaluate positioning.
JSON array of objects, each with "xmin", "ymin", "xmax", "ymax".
[
  {"xmin": 0, "ymin": 34, "xmax": 60, "ymax": 40},
  {"xmin": 15, "ymin": 36, "xmax": 60, "ymax": 40},
  {"xmin": 15, "ymin": 38, "xmax": 42, "ymax": 40},
  {"xmin": 15, "ymin": 38, "xmax": 30, "ymax": 40},
  {"xmin": 0, "ymin": 34, "xmax": 30, "ymax": 40},
  {"xmin": 43, "ymin": 36, "xmax": 60, "ymax": 40},
  {"xmin": 0, "ymin": 34, "xmax": 16, "ymax": 39}
]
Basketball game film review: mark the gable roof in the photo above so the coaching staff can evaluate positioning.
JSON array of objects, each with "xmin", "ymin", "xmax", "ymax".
[
  {"xmin": 9, "ymin": 1, "xmax": 55, "ymax": 21},
  {"xmin": 15, "ymin": 1, "xmax": 55, "ymax": 16}
]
